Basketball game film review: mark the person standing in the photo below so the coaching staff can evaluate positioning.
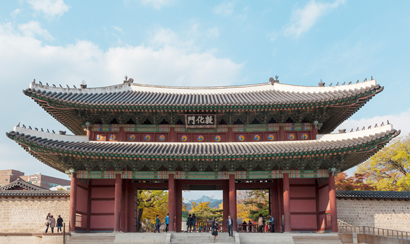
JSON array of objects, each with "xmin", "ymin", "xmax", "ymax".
[
  {"xmin": 211, "ymin": 218, "xmax": 218, "ymax": 243},
  {"xmin": 165, "ymin": 213, "xmax": 169, "ymax": 232},
  {"xmin": 154, "ymin": 215, "xmax": 160, "ymax": 233},
  {"xmin": 226, "ymin": 215, "xmax": 233, "ymax": 236},
  {"xmin": 248, "ymin": 220, "xmax": 253, "ymax": 232},
  {"xmin": 57, "ymin": 215, "xmax": 63, "ymax": 233},
  {"xmin": 258, "ymin": 214, "xmax": 263, "ymax": 233},
  {"xmin": 45, "ymin": 213, "xmax": 51, "ymax": 233},
  {"xmin": 50, "ymin": 215, "xmax": 56, "ymax": 233},
  {"xmin": 187, "ymin": 214, "xmax": 192, "ymax": 233},
  {"xmin": 268, "ymin": 215, "xmax": 275, "ymax": 233},
  {"xmin": 192, "ymin": 214, "xmax": 197, "ymax": 232}
]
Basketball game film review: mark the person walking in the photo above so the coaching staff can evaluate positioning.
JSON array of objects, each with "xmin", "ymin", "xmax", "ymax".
[
  {"xmin": 165, "ymin": 213, "xmax": 169, "ymax": 232},
  {"xmin": 268, "ymin": 215, "xmax": 275, "ymax": 233},
  {"xmin": 211, "ymin": 218, "xmax": 218, "ymax": 243},
  {"xmin": 258, "ymin": 214, "xmax": 263, "ymax": 233},
  {"xmin": 45, "ymin": 213, "xmax": 51, "ymax": 233},
  {"xmin": 226, "ymin": 215, "xmax": 233, "ymax": 237},
  {"xmin": 57, "ymin": 215, "xmax": 63, "ymax": 233},
  {"xmin": 154, "ymin": 215, "xmax": 160, "ymax": 233},
  {"xmin": 192, "ymin": 214, "xmax": 197, "ymax": 232},
  {"xmin": 50, "ymin": 215, "xmax": 56, "ymax": 233}
]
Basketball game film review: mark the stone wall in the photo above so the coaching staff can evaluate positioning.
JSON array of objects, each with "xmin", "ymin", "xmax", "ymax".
[
  {"xmin": 0, "ymin": 196, "xmax": 70, "ymax": 233},
  {"xmin": 337, "ymin": 199, "xmax": 410, "ymax": 232}
]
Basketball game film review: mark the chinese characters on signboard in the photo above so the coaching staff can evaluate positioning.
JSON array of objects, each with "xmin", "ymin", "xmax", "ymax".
[{"xmin": 185, "ymin": 115, "xmax": 216, "ymax": 128}]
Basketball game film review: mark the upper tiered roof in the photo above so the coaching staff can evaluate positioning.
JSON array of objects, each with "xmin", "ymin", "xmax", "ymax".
[
  {"xmin": 6, "ymin": 124, "xmax": 399, "ymax": 173},
  {"xmin": 23, "ymin": 78, "xmax": 383, "ymax": 135}
]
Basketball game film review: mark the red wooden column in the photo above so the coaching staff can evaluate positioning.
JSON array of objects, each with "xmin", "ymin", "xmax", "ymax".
[
  {"xmin": 328, "ymin": 174, "xmax": 338, "ymax": 232},
  {"xmin": 176, "ymin": 181, "xmax": 182, "ymax": 232},
  {"xmin": 223, "ymin": 181, "xmax": 229, "ymax": 232},
  {"xmin": 270, "ymin": 184, "xmax": 278, "ymax": 232},
  {"xmin": 229, "ymin": 174, "xmax": 237, "ymax": 232},
  {"xmin": 168, "ymin": 174, "xmax": 176, "ymax": 232},
  {"xmin": 69, "ymin": 173, "xmax": 77, "ymax": 232},
  {"xmin": 277, "ymin": 180, "xmax": 283, "ymax": 232},
  {"xmin": 114, "ymin": 174, "xmax": 122, "ymax": 232},
  {"xmin": 283, "ymin": 173, "xmax": 291, "ymax": 232}
]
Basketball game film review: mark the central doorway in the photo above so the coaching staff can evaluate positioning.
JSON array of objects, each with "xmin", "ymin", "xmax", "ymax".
[{"xmin": 182, "ymin": 189, "xmax": 223, "ymax": 232}]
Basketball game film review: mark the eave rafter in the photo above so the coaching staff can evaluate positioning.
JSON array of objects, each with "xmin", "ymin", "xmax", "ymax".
[{"xmin": 7, "ymin": 129, "xmax": 398, "ymax": 173}]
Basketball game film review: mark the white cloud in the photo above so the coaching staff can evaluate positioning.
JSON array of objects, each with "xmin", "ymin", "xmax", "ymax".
[
  {"xmin": 112, "ymin": 26, "xmax": 124, "ymax": 35},
  {"xmin": 11, "ymin": 8, "xmax": 22, "ymax": 17},
  {"xmin": 284, "ymin": 0, "xmax": 345, "ymax": 37},
  {"xmin": 141, "ymin": 0, "xmax": 175, "ymax": 10},
  {"xmin": 27, "ymin": 0, "xmax": 69, "ymax": 18},
  {"xmin": 214, "ymin": 2, "xmax": 235, "ymax": 16},
  {"xmin": 0, "ymin": 22, "xmax": 243, "ymax": 88},
  {"xmin": 18, "ymin": 21, "xmax": 53, "ymax": 40},
  {"xmin": 336, "ymin": 108, "xmax": 410, "ymax": 137}
]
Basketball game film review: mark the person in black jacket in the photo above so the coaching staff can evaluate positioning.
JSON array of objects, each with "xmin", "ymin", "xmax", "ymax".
[
  {"xmin": 211, "ymin": 218, "xmax": 218, "ymax": 243},
  {"xmin": 187, "ymin": 214, "xmax": 192, "ymax": 233},
  {"xmin": 56, "ymin": 215, "xmax": 63, "ymax": 233}
]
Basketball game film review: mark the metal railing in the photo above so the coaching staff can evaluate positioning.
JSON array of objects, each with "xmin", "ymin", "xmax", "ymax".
[{"xmin": 338, "ymin": 220, "xmax": 410, "ymax": 242}]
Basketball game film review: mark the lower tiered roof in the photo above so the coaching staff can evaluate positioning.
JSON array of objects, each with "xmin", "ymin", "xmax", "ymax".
[{"xmin": 6, "ymin": 124, "xmax": 399, "ymax": 173}]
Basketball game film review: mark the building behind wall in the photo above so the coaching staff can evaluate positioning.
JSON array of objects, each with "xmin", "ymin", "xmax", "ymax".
[{"xmin": 0, "ymin": 169, "xmax": 70, "ymax": 189}]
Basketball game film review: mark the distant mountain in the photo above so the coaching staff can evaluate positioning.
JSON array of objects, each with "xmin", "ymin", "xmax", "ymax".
[{"xmin": 184, "ymin": 195, "xmax": 223, "ymax": 210}]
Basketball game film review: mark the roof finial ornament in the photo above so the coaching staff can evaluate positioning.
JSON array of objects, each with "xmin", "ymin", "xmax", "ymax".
[
  {"xmin": 338, "ymin": 129, "xmax": 346, "ymax": 133},
  {"xmin": 66, "ymin": 85, "xmax": 70, "ymax": 89},
  {"xmin": 46, "ymin": 83, "xmax": 49, "ymax": 87},
  {"xmin": 52, "ymin": 130, "xmax": 55, "ymax": 134},
  {"xmin": 41, "ymin": 128, "xmax": 44, "ymax": 132},
  {"xmin": 52, "ymin": 84, "xmax": 56, "ymax": 87},
  {"xmin": 357, "ymin": 80, "xmax": 359, "ymax": 83},
  {"xmin": 371, "ymin": 76, "xmax": 373, "ymax": 80},
  {"xmin": 59, "ymin": 84, "xmax": 63, "ymax": 88},
  {"xmin": 80, "ymin": 80, "xmax": 87, "ymax": 89},
  {"xmin": 39, "ymin": 81, "xmax": 42, "ymax": 85},
  {"xmin": 368, "ymin": 125, "xmax": 371, "ymax": 129},
  {"xmin": 356, "ymin": 127, "xmax": 359, "ymax": 131},
  {"xmin": 350, "ymin": 128, "xmax": 353, "ymax": 132},
  {"xmin": 32, "ymin": 79, "xmax": 35, "ymax": 84},
  {"xmin": 336, "ymin": 82, "xmax": 339, "ymax": 86},
  {"xmin": 73, "ymin": 85, "xmax": 77, "ymax": 89},
  {"xmin": 318, "ymin": 79, "xmax": 325, "ymax": 87},
  {"xmin": 381, "ymin": 122, "xmax": 384, "ymax": 126},
  {"xmin": 364, "ymin": 78, "xmax": 367, "ymax": 82},
  {"xmin": 329, "ymin": 83, "xmax": 332, "ymax": 86},
  {"xmin": 348, "ymin": 81, "xmax": 352, "ymax": 85},
  {"xmin": 342, "ymin": 82, "xmax": 346, "ymax": 85},
  {"xmin": 35, "ymin": 127, "xmax": 38, "ymax": 131},
  {"xmin": 269, "ymin": 76, "xmax": 279, "ymax": 85},
  {"xmin": 29, "ymin": 126, "xmax": 32, "ymax": 130},
  {"xmin": 375, "ymin": 123, "xmax": 378, "ymax": 128},
  {"xmin": 362, "ymin": 126, "xmax": 365, "ymax": 130},
  {"xmin": 22, "ymin": 124, "xmax": 26, "ymax": 128},
  {"xmin": 17, "ymin": 122, "xmax": 20, "ymax": 127},
  {"xmin": 387, "ymin": 120, "xmax": 390, "ymax": 125},
  {"xmin": 124, "ymin": 76, "xmax": 134, "ymax": 84},
  {"xmin": 47, "ymin": 129, "xmax": 50, "ymax": 133}
]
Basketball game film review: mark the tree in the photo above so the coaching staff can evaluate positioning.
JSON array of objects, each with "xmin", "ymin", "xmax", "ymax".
[
  {"xmin": 237, "ymin": 190, "xmax": 269, "ymax": 222},
  {"xmin": 335, "ymin": 172, "xmax": 375, "ymax": 191},
  {"xmin": 190, "ymin": 199, "xmax": 222, "ymax": 224},
  {"xmin": 136, "ymin": 190, "xmax": 168, "ymax": 231},
  {"xmin": 356, "ymin": 135, "xmax": 410, "ymax": 191}
]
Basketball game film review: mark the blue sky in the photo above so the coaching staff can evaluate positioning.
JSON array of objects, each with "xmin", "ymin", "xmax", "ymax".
[{"xmin": 0, "ymin": 0, "xmax": 409, "ymax": 184}]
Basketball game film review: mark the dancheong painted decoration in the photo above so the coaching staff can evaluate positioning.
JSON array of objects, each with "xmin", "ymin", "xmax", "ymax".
[{"xmin": 6, "ymin": 76, "xmax": 399, "ymax": 233}]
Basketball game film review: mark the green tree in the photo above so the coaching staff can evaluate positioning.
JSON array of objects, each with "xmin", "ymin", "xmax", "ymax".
[
  {"xmin": 356, "ymin": 134, "xmax": 410, "ymax": 191},
  {"xmin": 240, "ymin": 190, "xmax": 269, "ymax": 222}
]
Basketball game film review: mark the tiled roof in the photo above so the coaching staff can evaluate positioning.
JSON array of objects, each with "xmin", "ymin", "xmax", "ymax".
[
  {"xmin": 336, "ymin": 190, "xmax": 410, "ymax": 200},
  {"xmin": 25, "ymin": 80, "xmax": 382, "ymax": 107},
  {"xmin": 0, "ymin": 178, "xmax": 47, "ymax": 191},
  {"xmin": 6, "ymin": 124, "xmax": 399, "ymax": 172},
  {"xmin": 0, "ymin": 190, "xmax": 70, "ymax": 197}
]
